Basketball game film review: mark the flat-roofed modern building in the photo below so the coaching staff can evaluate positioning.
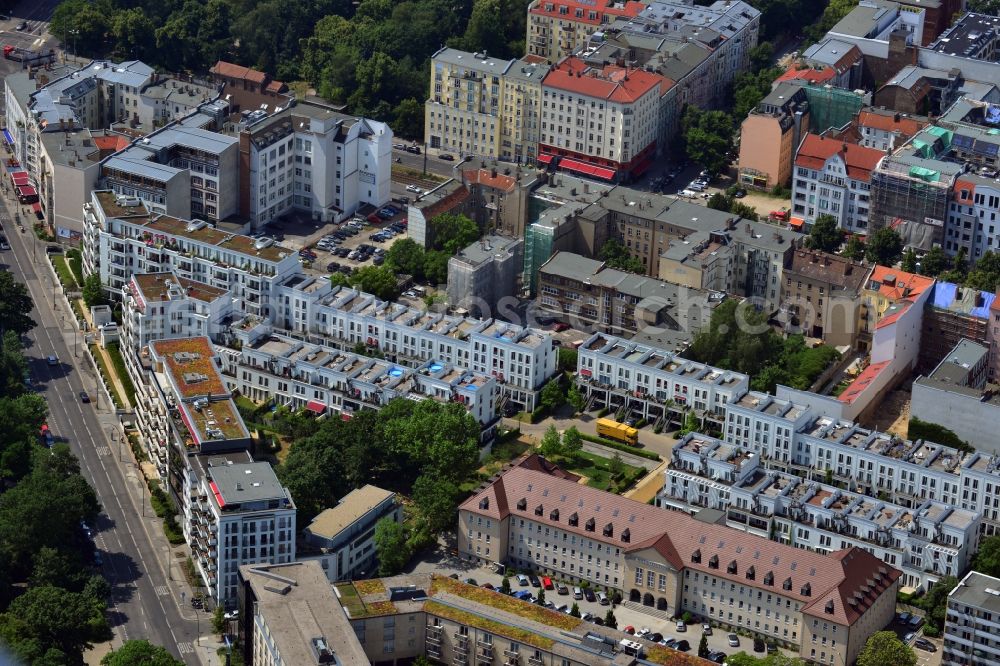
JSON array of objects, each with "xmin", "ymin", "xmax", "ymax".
[
  {"xmin": 460, "ymin": 464, "xmax": 902, "ymax": 665},
  {"xmin": 943, "ymin": 570, "xmax": 1000, "ymax": 666},
  {"xmin": 300, "ymin": 485, "xmax": 401, "ymax": 583},
  {"xmin": 121, "ymin": 272, "xmax": 233, "ymax": 352}
]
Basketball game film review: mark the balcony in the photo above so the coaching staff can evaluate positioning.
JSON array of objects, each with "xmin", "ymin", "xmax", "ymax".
[{"xmin": 528, "ymin": 657, "xmax": 543, "ymax": 666}]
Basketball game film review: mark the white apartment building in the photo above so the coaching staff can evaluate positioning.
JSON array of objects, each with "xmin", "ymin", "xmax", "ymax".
[
  {"xmin": 241, "ymin": 100, "xmax": 392, "ymax": 227},
  {"xmin": 725, "ymin": 391, "xmax": 813, "ymax": 466},
  {"xmin": 185, "ymin": 452, "xmax": 296, "ymax": 605},
  {"xmin": 792, "ymin": 134, "xmax": 883, "ymax": 233},
  {"xmin": 215, "ymin": 331, "xmax": 499, "ymax": 441},
  {"xmin": 539, "ymin": 57, "xmax": 670, "ymax": 181},
  {"xmin": 660, "ymin": 433, "xmax": 980, "ymax": 590},
  {"xmin": 82, "ymin": 190, "xmax": 300, "ymax": 315},
  {"xmin": 943, "ymin": 570, "xmax": 1000, "ymax": 666},
  {"xmin": 949, "ymin": 174, "xmax": 1000, "ymax": 261},
  {"xmin": 575, "ymin": 333, "xmax": 750, "ymax": 429},
  {"xmin": 122, "ymin": 272, "xmax": 233, "ymax": 352}
]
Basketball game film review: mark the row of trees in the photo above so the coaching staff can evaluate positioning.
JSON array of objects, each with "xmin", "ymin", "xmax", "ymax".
[
  {"xmin": 807, "ymin": 215, "xmax": 905, "ymax": 267},
  {"xmin": 381, "ymin": 213, "xmax": 480, "ymax": 286}
]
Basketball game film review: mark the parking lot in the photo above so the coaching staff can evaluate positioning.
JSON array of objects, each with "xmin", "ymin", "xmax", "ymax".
[
  {"xmin": 891, "ymin": 612, "xmax": 942, "ymax": 666},
  {"xmin": 408, "ymin": 547, "xmax": 794, "ymax": 663}
]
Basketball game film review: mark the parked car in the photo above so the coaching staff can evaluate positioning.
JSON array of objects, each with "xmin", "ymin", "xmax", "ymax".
[
  {"xmin": 898, "ymin": 612, "xmax": 911, "ymax": 624},
  {"xmin": 914, "ymin": 638, "xmax": 937, "ymax": 652},
  {"xmin": 224, "ymin": 610, "xmax": 239, "ymax": 620},
  {"xmin": 706, "ymin": 651, "xmax": 727, "ymax": 664},
  {"xmin": 753, "ymin": 638, "xmax": 766, "ymax": 653},
  {"xmin": 674, "ymin": 640, "xmax": 691, "ymax": 652},
  {"xmin": 584, "ymin": 588, "xmax": 596, "ymax": 602},
  {"xmin": 660, "ymin": 639, "xmax": 676, "ymax": 648},
  {"xmin": 733, "ymin": 188, "xmax": 747, "ymax": 198},
  {"xmin": 515, "ymin": 574, "xmax": 529, "ymax": 586},
  {"xmin": 766, "ymin": 643, "xmax": 778, "ymax": 654},
  {"xmin": 405, "ymin": 145, "xmax": 421, "ymax": 154},
  {"xmin": 649, "ymin": 632, "xmax": 663, "ymax": 643},
  {"xmin": 636, "ymin": 628, "xmax": 650, "ymax": 638},
  {"xmin": 373, "ymin": 255, "xmax": 385, "ymax": 266},
  {"xmin": 46, "ymin": 245, "xmax": 63, "ymax": 254},
  {"xmin": 542, "ymin": 577, "xmax": 554, "ymax": 590},
  {"xmin": 702, "ymin": 624, "xmax": 712, "ymax": 636},
  {"xmin": 908, "ymin": 615, "xmax": 924, "ymax": 628},
  {"xmin": 438, "ymin": 153, "xmax": 455, "ymax": 161},
  {"xmin": 406, "ymin": 184, "xmax": 422, "ymax": 193},
  {"xmin": 728, "ymin": 634, "xmax": 740, "ymax": 648},
  {"xmin": 623, "ymin": 626, "xmax": 635, "ymax": 635},
  {"xmin": 675, "ymin": 620, "xmax": 686, "ymax": 632},
  {"xmin": 482, "ymin": 583, "xmax": 495, "ymax": 590},
  {"xmin": 557, "ymin": 584, "xmax": 569, "ymax": 595},
  {"xmin": 556, "ymin": 604, "xmax": 569, "ymax": 613},
  {"xmin": 464, "ymin": 578, "xmax": 477, "ymax": 586},
  {"xmin": 553, "ymin": 322, "xmax": 571, "ymax": 332}
]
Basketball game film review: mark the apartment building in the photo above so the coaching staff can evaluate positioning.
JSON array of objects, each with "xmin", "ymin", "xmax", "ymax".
[
  {"xmin": 239, "ymin": 99, "xmax": 392, "ymax": 227},
  {"xmin": 930, "ymin": 12, "xmax": 1000, "ymax": 61},
  {"xmin": 185, "ymin": 451, "xmax": 296, "ymax": 605},
  {"xmin": 538, "ymin": 57, "xmax": 671, "ymax": 181},
  {"xmin": 857, "ymin": 109, "xmax": 929, "ymax": 151},
  {"xmin": 738, "ymin": 82, "xmax": 810, "ymax": 190},
  {"xmin": 447, "ymin": 234, "xmax": 524, "ymax": 316},
  {"xmin": 537, "ymin": 250, "xmax": 720, "ymax": 340},
  {"xmin": 918, "ymin": 281, "xmax": 995, "ymax": 376},
  {"xmin": 82, "ymin": 190, "xmax": 300, "ymax": 314},
  {"xmin": 460, "ymin": 464, "xmax": 901, "ymax": 665},
  {"xmin": 215, "ymin": 331, "xmax": 499, "ymax": 440},
  {"xmin": 828, "ymin": 0, "xmax": 925, "ymax": 46},
  {"xmin": 121, "ymin": 272, "xmax": 233, "ymax": 352},
  {"xmin": 660, "ymin": 433, "xmax": 980, "ymax": 591},
  {"xmin": 300, "ymin": 485, "xmax": 401, "ymax": 583},
  {"xmin": 943, "ymin": 570, "xmax": 1000, "ymax": 666},
  {"xmin": 500, "ymin": 57, "xmax": 551, "ymax": 164},
  {"xmin": 576, "ymin": 332, "xmax": 749, "ymax": 430},
  {"xmin": 791, "ymin": 133, "xmax": 885, "ymax": 234},
  {"xmin": 525, "ymin": 0, "xmax": 645, "ymax": 61},
  {"xmin": 779, "ymin": 249, "xmax": 871, "ymax": 347}
]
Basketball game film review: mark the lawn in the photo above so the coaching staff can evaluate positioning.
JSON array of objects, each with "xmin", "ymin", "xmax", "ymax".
[
  {"xmin": 90, "ymin": 344, "xmax": 126, "ymax": 409},
  {"xmin": 431, "ymin": 576, "xmax": 581, "ymax": 631},
  {"xmin": 561, "ymin": 450, "xmax": 643, "ymax": 492},
  {"xmin": 105, "ymin": 343, "xmax": 137, "ymax": 407},
  {"xmin": 424, "ymin": 600, "xmax": 555, "ymax": 650},
  {"xmin": 334, "ymin": 583, "xmax": 367, "ymax": 617},
  {"xmin": 51, "ymin": 256, "xmax": 78, "ymax": 290}
]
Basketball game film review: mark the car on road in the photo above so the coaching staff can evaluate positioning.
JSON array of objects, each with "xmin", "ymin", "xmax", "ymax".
[
  {"xmin": 406, "ymin": 184, "xmax": 422, "ymax": 193},
  {"xmin": 93, "ymin": 551, "xmax": 103, "ymax": 566},
  {"xmin": 0, "ymin": 234, "xmax": 8, "ymax": 250},
  {"xmin": 393, "ymin": 143, "xmax": 406, "ymax": 150},
  {"xmin": 675, "ymin": 620, "xmax": 686, "ymax": 632},
  {"xmin": 728, "ymin": 634, "xmax": 740, "ymax": 647},
  {"xmin": 754, "ymin": 638, "xmax": 766, "ymax": 652},
  {"xmin": 914, "ymin": 638, "xmax": 937, "ymax": 652},
  {"xmin": 405, "ymin": 145, "xmax": 421, "ymax": 154},
  {"xmin": 438, "ymin": 153, "xmax": 455, "ymax": 161},
  {"xmin": 47, "ymin": 355, "xmax": 58, "ymax": 366},
  {"xmin": 79, "ymin": 391, "xmax": 90, "ymax": 403}
]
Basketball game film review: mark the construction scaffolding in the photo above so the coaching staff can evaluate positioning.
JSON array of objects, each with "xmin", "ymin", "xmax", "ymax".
[
  {"xmin": 868, "ymin": 154, "xmax": 956, "ymax": 251},
  {"xmin": 522, "ymin": 221, "xmax": 555, "ymax": 296},
  {"xmin": 802, "ymin": 85, "xmax": 866, "ymax": 134}
]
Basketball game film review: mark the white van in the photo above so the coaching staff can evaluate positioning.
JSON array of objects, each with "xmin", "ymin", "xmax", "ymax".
[
  {"xmin": 679, "ymin": 189, "xmax": 699, "ymax": 199},
  {"xmin": 597, "ymin": 592, "xmax": 609, "ymax": 605},
  {"xmin": 573, "ymin": 586, "xmax": 583, "ymax": 599}
]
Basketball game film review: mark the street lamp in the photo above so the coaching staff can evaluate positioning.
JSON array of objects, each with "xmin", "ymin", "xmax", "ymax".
[{"xmin": 69, "ymin": 30, "xmax": 79, "ymax": 59}]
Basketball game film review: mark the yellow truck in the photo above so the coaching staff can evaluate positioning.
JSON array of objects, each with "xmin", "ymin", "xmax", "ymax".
[{"xmin": 596, "ymin": 418, "xmax": 639, "ymax": 446}]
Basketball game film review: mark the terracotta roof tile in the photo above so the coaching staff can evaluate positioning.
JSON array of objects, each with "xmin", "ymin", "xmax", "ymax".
[
  {"xmin": 543, "ymin": 57, "xmax": 672, "ymax": 103},
  {"xmin": 210, "ymin": 60, "xmax": 267, "ymax": 84},
  {"xmin": 867, "ymin": 265, "xmax": 934, "ymax": 302},
  {"xmin": 529, "ymin": 0, "xmax": 645, "ymax": 26},
  {"xmin": 463, "ymin": 168, "xmax": 517, "ymax": 192},
  {"xmin": 857, "ymin": 110, "xmax": 928, "ymax": 139},
  {"xmin": 776, "ymin": 67, "xmax": 836, "ymax": 85},
  {"xmin": 795, "ymin": 134, "xmax": 885, "ymax": 182}
]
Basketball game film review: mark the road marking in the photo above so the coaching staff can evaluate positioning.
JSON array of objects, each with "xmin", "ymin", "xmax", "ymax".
[
  {"xmin": 177, "ymin": 642, "xmax": 194, "ymax": 654},
  {"xmin": 155, "ymin": 585, "xmax": 170, "ymax": 596},
  {"xmin": 95, "ymin": 445, "xmax": 110, "ymax": 456}
]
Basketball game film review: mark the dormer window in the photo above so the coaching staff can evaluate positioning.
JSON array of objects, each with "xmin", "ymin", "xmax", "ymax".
[
  {"xmin": 549, "ymin": 509, "xmax": 560, "ymax": 521},
  {"xmin": 535, "ymin": 504, "xmax": 543, "ymax": 516},
  {"xmin": 603, "ymin": 523, "xmax": 613, "ymax": 537},
  {"xmin": 569, "ymin": 512, "xmax": 579, "ymax": 527},
  {"xmin": 825, "ymin": 600, "xmax": 835, "ymax": 614},
  {"xmin": 517, "ymin": 498, "xmax": 527, "ymax": 511},
  {"xmin": 621, "ymin": 528, "xmax": 630, "ymax": 543},
  {"xmin": 783, "ymin": 577, "xmax": 793, "ymax": 591},
  {"xmin": 585, "ymin": 517, "xmax": 595, "ymax": 532},
  {"xmin": 709, "ymin": 554, "xmax": 719, "ymax": 569},
  {"xmin": 764, "ymin": 571, "xmax": 774, "ymax": 586},
  {"xmin": 691, "ymin": 549, "xmax": 701, "ymax": 563},
  {"xmin": 727, "ymin": 560, "xmax": 737, "ymax": 575},
  {"xmin": 479, "ymin": 497, "xmax": 489, "ymax": 510},
  {"xmin": 746, "ymin": 566, "xmax": 755, "ymax": 580},
  {"xmin": 801, "ymin": 583, "xmax": 812, "ymax": 597}
]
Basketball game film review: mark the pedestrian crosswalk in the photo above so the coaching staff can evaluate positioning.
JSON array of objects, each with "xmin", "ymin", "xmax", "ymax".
[
  {"xmin": 95, "ymin": 446, "xmax": 110, "ymax": 456},
  {"xmin": 154, "ymin": 585, "xmax": 169, "ymax": 597}
]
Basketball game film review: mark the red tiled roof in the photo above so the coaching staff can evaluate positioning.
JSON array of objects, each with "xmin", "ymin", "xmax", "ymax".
[
  {"xmin": 838, "ymin": 360, "xmax": 890, "ymax": 404},
  {"xmin": 265, "ymin": 80, "xmax": 287, "ymax": 94},
  {"xmin": 992, "ymin": 290, "xmax": 1000, "ymax": 313},
  {"xmin": 516, "ymin": 453, "xmax": 582, "ymax": 482},
  {"xmin": 422, "ymin": 186, "xmax": 471, "ymax": 218},
  {"xmin": 543, "ymin": 57, "xmax": 672, "ymax": 103},
  {"xmin": 210, "ymin": 60, "xmax": 267, "ymax": 84},
  {"xmin": 460, "ymin": 466, "xmax": 900, "ymax": 625},
  {"xmin": 857, "ymin": 110, "xmax": 927, "ymax": 139},
  {"xmin": 93, "ymin": 134, "xmax": 130, "ymax": 154},
  {"xmin": 867, "ymin": 265, "xmax": 934, "ymax": 302},
  {"xmin": 776, "ymin": 67, "xmax": 836, "ymax": 85},
  {"xmin": 463, "ymin": 168, "xmax": 517, "ymax": 192},
  {"xmin": 529, "ymin": 0, "xmax": 645, "ymax": 25},
  {"xmin": 795, "ymin": 134, "xmax": 885, "ymax": 182}
]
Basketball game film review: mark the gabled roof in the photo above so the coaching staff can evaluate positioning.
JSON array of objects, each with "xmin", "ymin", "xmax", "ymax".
[
  {"xmin": 776, "ymin": 67, "xmax": 836, "ymax": 85},
  {"xmin": 210, "ymin": 60, "xmax": 267, "ymax": 84},
  {"xmin": 543, "ymin": 57, "xmax": 671, "ymax": 103},
  {"xmin": 795, "ymin": 133, "xmax": 885, "ymax": 182},
  {"xmin": 857, "ymin": 110, "xmax": 928, "ymax": 139},
  {"xmin": 867, "ymin": 265, "xmax": 934, "ymax": 302},
  {"xmin": 529, "ymin": 0, "xmax": 645, "ymax": 25}
]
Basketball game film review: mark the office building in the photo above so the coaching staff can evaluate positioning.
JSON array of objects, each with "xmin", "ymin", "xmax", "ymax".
[
  {"xmin": 300, "ymin": 485, "xmax": 401, "ymax": 583},
  {"xmin": 447, "ymin": 234, "xmax": 524, "ymax": 316},
  {"xmin": 943, "ymin": 570, "xmax": 1000, "ymax": 666},
  {"xmin": 460, "ymin": 464, "xmax": 902, "ymax": 666},
  {"xmin": 660, "ymin": 433, "xmax": 980, "ymax": 590},
  {"xmin": 792, "ymin": 133, "xmax": 885, "ymax": 234}
]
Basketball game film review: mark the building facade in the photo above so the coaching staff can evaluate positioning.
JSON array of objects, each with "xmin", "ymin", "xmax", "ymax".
[
  {"xmin": 525, "ymin": 0, "xmax": 646, "ymax": 61},
  {"xmin": 943, "ymin": 570, "xmax": 1000, "ymax": 666},
  {"xmin": 779, "ymin": 249, "xmax": 871, "ymax": 347},
  {"xmin": 738, "ymin": 83, "xmax": 810, "ymax": 190}
]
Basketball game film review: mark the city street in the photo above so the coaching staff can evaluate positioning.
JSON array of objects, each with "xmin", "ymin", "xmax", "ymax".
[{"xmin": 0, "ymin": 199, "xmax": 207, "ymax": 663}]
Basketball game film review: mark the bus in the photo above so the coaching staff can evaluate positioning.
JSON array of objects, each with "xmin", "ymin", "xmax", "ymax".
[{"xmin": 595, "ymin": 418, "xmax": 639, "ymax": 446}]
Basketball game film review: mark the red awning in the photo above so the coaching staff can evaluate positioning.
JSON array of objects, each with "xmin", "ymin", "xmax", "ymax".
[
  {"xmin": 591, "ymin": 165, "xmax": 616, "ymax": 180},
  {"xmin": 560, "ymin": 157, "xmax": 616, "ymax": 180},
  {"xmin": 789, "ymin": 217, "xmax": 805, "ymax": 229},
  {"xmin": 305, "ymin": 400, "xmax": 326, "ymax": 414},
  {"xmin": 17, "ymin": 185, "xmax": 36, "ymax": 196},
  {"xmin": 31, "ymin": 202, "xmax": 41, "ymax": 213},
  {"xmin": 209, "ymin": 481, "xmax": 226, "ymax": 508},
  {"xmin": 537, "ymin": 153, "xmax": 554, "ymax": 165}
]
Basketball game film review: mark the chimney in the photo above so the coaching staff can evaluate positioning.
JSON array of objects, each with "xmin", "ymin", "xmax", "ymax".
[{"xmin": 894, "ymin": 112, "xmax": 901, "ymax": 123}]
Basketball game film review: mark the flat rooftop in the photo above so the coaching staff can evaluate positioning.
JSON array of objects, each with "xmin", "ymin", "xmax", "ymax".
[
  {"xmin": 305, "ymin": 485, "xmax": 395, "ymax": 540},
  {"xmin": 208, "ymin": 461, "xmax": 288, "ymax": 506},
  {"xmin": 950, "ymin": 571, "xmax": 1000, "ymax": 613}
]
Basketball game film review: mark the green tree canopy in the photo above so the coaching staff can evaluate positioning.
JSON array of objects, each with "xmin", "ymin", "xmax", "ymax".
[
  {"xmin": 599, "ymin": 238, "xmax": 645, "ymax": 274},
  {"xmin": 102, "ymin": 639, "xmax": 185, "ymax": 666},
  {"xmin": 843, "ymin": 235, "xmax": 866, "ymax": 261},
  {"xmin": 374, "ymin": 517, "xmax": 409, "ymax": 576},
  {"xmin": 412, "ymin": 475, "xmax": 459, "ymax": 534},
  {"xmin": 857, "ymin": 631, "xmax": 916, "ymax": 666},
  {"xmin": 0, "ymin": 584, "xmax": 111, "ymax": 661},
  {"xmin": 429, "ymin": 213, "xmax": 479, "ymax": 254},
  {"xmin": 349, "ymin": 265, "xmax": 399, "ymax": 301},
  {"xmin": 386, "ymin": 238, "xmax": 427, "ymax": 280},
  {"xmin": 681, "ymin": 106, "xmax": 734, "ymax": 175},
  {"xmin": 0, "ymin": 272, "xmax": 35, "ymax": 336},
  {"xmin": 540, "ymin": 425, "xmax": 562, "ymax": 457},
  {"xmin": 918, "ymin": 246, "xmax": 949, "ymax": 276},
  {"xmin": 562, "ymin": 426, "xmax": 583, "ymax": 455},
  {"xmin": 901, "ymin": 248, "xmax": 918, "ymax": 273},
  {"xmin": 966, "ymin": 251, "xmax": 1000, "ymax": 292},
  {"xmin": 806, "ymin": 214, "xmax": 842, "ymax": 253},
  {"xmin": 865, "ymin": 227, "xmax": 903, "ymax": 266},
  {"xmin": 539, "ymin": 379, "xmax": 565, "ymax": 413},
  {"xmin": 973, "ymin": 535, "xmax": 1000, "ymax": 577},
  {"xmin": 82, "ymin": 274, "xmax": 106, "ymax": 307}
]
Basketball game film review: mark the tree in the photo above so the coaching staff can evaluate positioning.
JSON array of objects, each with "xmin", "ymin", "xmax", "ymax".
[
  {"xmin": 806, "ymin": 214, "xmax": 842, "ymax": 253},
  {"xmin": 843, "ymin": 234, "xmax": 866, "ymax": 261},
  {"xmin": 349, "ymin": 265, "xmax": 399, "ymax": 301},
  {"xmin": 393, "ymin": 98, "xmax": 425, "ymax": 140},
  {"xmin": 330, "ymin": 272, "xmax": 350, "ymax": 288},
  {"xmin": 429, "ymin": 213, "xmax": 479, "ymax": 254},
  {"xmin": 749, "ymin": 41, "xmax": 774, "ymax": 73},
  {"xmin": 968, "ymin": 0, "xmax": 1000, "ymax": 13},
  {"xmin": 562, "ymin": 426, "xmax": 583, "ymax": 456},
  {"xmin": 101, "ymin": 640, "xmax": 184, "ymax": 666},
  {"xmin": 500, "ymin": 576, "xmax": 511, "ymax": 595},
  {"xmin": 0, "ymin": 585, "xmax": 110, "ymax": 661},
  {"xmin": 412, "ymin": 475, "xmax": 459, "ymax": 534},
  {"xmin": 678, "ymin": 410, "xmax": 700, "ymax": 436},
  {"xmin": 954, "ymin": 246, "xmax": 969, "ymax": 275},
  {"xmin": 681, "ymin": 106, "xmax": 734, "ymax": 175},
  {"xmin": 277, "ymin": 431, "xmax": 349, "ymax": 524},
  {"xmin": 604, "ymin": 609, "xmax": 618, "ymax": 629},
  {"xmin": 111, "ymin": 8, "xmax": 157, "ymax": 61},
  {"xmin": 0, "ymin": 272, "xmax": 35, "ymax": 335},
  {"xmin": 539, "ymin": 379, "xmax": 565, "ymax": 412},
  {"xmin": 28, "ymin": 547, "xmax": 87, "ymax": 591},
  {"xmin": 918, "ymin": 246, "xmax": 949, "ymax": 276},
  {"xmin": 82, "ymin": 274, "xmax": 106, "ymax": 307},
  {"xmin": 974, "ymin": 535, "xmax": 1000, "ymax": 577},
  {"xmin": 536, "ymin": 588, "xmax": 546, "ymax": 606},
  {"xmin": 599, "ymin": 238, "xmax": 645, "ymax": 274},
  {"xmin": 423, "ymin": 250, "xmax": 451, "ymax": 285},
  {"xmin": 857, "ymin": 631, "xmax": 916, "ymax": 666},
  {"xmin": 901, "ymin": 248, "xmax": 918, "ymax": 273},
  {"xmin": 557, "ymin": 347, "xmax": 578, "ymax": 373},
  {"xmin": 916, "ymin": 575, "xmax": 957, "ymax": 631},
  {"xmin": 374, "ymin": 517, "xmax": 410, "ymax": 576},
  {"xmin": 566, "ymin": 382, "xmax": 585, "ymax": 413},
  {"xmin": 698, "ymin": 634, "xmax": 710, "ymax": 658},
  {"xmin": 540, "ymin": 425, "xmax": 562, "ymax": 457},
  {"xmin": 386, "ymin": 238, "xmax": 426, "ymax": 280},
  {"xmin": 865, "ymin": 227, "xmax": 903, "ymax": 266},
  {"xmin": 967, "ymin": 251, "xmax": 1000, "ymax": 292},
  {"xmin": 211, "ymin": 606, "xmax": 225, "ymax": 635},
  {"xmin": 570, "ymin": 602, "xmax": 580, "ymax": 617},
  {"xmin": 608, "ymin": 453, "xmax": 625, "ymax": 477}
]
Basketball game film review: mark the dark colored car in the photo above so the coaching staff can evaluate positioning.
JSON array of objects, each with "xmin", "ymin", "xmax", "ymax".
[
  {"xmin": 649, "ymin": 633, "xmax": 663, "ymax": 643},
  {"xmin": 584, "ymin": 588, "xmax": 596, "ymax": 602},
  {"xmin": 754, "ymin": 638, "xmax": 766, "ymax": 653},
  {"xmin": 528, "ymin": 575, "xmax": 540, "ymax": 587},
  {"xmin": 914, "ymin": 639, "xmax": 937, "ymax": 652},
  {"xmin": 438, "ymin": 153, "xmax": 455, "ymax": 161},
  {"xmin": 405, "ymin": 145, "xmax": 421, "ymax": 154},
  {"xmin": 327, "ymin": 262, "xmax": 340, "ymax": 272},
  {"xmin": 464, "ymin": 578, "xmax": 477, "ymax": 586},
  {"xmin": 79, "ymin": 391, "xmax": 90, "ymax": 403},
  {"xmin": 46, "ymin": 245, "xmax": 63, "ymax": 254},
  {"xmin": 707, "ymin": 651, "xmax": 726, "ymax": 664},
  {"xmin": 674, "ymin": 640, "xmax": 690, "ymax": 652}
]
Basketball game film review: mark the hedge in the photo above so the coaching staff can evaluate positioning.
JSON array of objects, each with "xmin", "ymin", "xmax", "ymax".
[
  {"xmin": 105, "ymin": 342, "xmax": 137, "ymax": 407},
  {"xmin": 89, "ymin": 343, "xmax": 125, "ymax": 409},
  {"xmin": 578, "ymin": 432, "xmax": 660, "ymax": 460},
  {"xmin": 51, "ymin": 256, "xmax": 78, "ymax": 290}
]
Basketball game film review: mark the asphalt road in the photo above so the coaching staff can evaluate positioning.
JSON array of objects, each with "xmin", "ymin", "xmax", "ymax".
[{"xmin": 0, "ymin": 200, "xmax": 203, "ymax": 662}]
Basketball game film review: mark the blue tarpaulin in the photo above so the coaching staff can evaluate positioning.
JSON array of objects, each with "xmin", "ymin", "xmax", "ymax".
[
  {"xmin": 932, "ymin": 281, "xmax": 995, "ymax": 318},
  {"xmin": 932, "ymin": 282, "xmax": 957, "ymax": 309},
  {"xmin": 1, "ymin": 128, "xmax": 13, "ymax": 145}
]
